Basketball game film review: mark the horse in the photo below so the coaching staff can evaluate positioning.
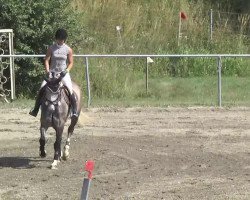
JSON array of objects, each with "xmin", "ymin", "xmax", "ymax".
[{"xmin": 39, "ymin": 72, "xmax": 81, "ymax": 169}]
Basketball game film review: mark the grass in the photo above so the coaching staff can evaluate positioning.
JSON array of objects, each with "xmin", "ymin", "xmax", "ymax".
[
  {"xmin": 222, "ymin": 76, "xmax": 250, "ymax": 106},
  {"xmin": 84, "ymin": 76, "xmax": 250, "ymax": 107},
  {"xmin": 0, "ymin": 98, "xmax": 33, "ymax": 109},
  {"xmin": 10, "ymin": 0, "xmax": 250, "ymax": 100},
  {"xmin": 68, "ymin": 1, "xmax": 250, "ymax": 109},
  {"xmin": 2, "ymin": 76, "xmax": 250, "ymax": 108}
]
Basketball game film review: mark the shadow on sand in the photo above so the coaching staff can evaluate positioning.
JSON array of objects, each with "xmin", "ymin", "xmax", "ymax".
[{"xmin": 0, "ymin": 157, "xmax": 49, "ymax": 169}]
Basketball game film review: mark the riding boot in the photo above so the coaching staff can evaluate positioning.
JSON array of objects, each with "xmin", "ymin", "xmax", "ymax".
[
  {"xmin": 29, "ymin": 87, "xmax": 45, "ymax": 117},
  {"xmin": 70, "ymin": 93, "xmax": 78, "ymax": 118}
]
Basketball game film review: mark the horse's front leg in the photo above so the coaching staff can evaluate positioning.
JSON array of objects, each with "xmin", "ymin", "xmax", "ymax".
[
  {"xmin": 40, "ymin": 126, "xmax": 48, "ymax": 158},
  {"xmin": 62, "ymin": 117, "xmax": 78, "ymax": 160},
  {"xmin": 51, "ymin": 126, "xmax": 64, "ymax": 169}
]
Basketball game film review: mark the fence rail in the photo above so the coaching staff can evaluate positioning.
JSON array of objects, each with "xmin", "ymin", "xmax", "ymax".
[
  {"xmin": 1, "ymin": 54, "xmax": 250, "ymax": 58},
  {"xmin": 1, "ymin": 54, "xmax": 250, "ymax": 107}
]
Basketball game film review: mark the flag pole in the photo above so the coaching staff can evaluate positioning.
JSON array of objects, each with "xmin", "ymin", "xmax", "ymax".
[
  {"xmin": 178, "ymin": 12, "xmax": 187, "ymax": 46},
  {"xmin": 178, "ymin": 12, "xmax": 182, "ymax": 46}
]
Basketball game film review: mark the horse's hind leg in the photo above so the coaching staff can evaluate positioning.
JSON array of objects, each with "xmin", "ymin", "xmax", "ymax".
[
  {"xmin": 51, "ymin": 127, "xmax": 64, "ymax": 169},
  {"xmin": 40, "ymin": 126, "xmax": 48, "ymax": 158},
  {"xmin": 62, "ymin": 117, "xmax": 78, "ymax": 161}
]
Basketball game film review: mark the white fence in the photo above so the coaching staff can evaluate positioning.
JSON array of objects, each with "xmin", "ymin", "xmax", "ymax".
[
  {"xmin": 1, "ymin": 54, "xmax": 250, "ymax": 107},
  {"xmin": 0, "ymin": 29, "xmax": 14, "ymax": 102}
]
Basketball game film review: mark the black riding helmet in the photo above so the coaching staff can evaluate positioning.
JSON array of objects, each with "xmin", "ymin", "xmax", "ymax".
[{"xmin": 55, "ymin": 29, "xmax": 68, "ymax": 41}]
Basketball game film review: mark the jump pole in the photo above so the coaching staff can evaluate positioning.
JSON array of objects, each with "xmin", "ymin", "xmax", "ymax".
[{"xmin": 80, "ymin": 160, "xmax": 95, "ymax": 200}]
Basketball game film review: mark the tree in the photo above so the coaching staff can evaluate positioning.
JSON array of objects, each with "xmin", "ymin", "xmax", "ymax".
[
  {"xmin": 0, "ymin": 0, "xmax": 80, "ymax": 97},
  {"xmin": 202, "ymin": 0, "xmax": 250, "ymax": 13}
]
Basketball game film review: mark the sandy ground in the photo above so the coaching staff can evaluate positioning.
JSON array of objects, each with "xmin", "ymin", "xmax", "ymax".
[{"xmin": 0, "ymin": 106, "xmax": 249, "ymax": 200}]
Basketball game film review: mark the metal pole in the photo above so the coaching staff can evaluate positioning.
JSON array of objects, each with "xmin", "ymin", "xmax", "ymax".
[
  {"xmin": 80, "ymin": 178, "xmax": 91, "ymax": 200},
  {"xmin": 217, "ymin": 56, "xmax": 222, "ymax": 107},
  {"xmin": 84, "ymin": 57, "xmax": 91, "ymax": 107},
  {"xmin": 9, "ymin": 31, "xmax": 15, "ymax": 100},
  {"xmin": 210, "ymin": 9, "xmax": 213, "ymax": 41},
  {"xmin": 146, "ymin": 58, "xmax": 149, "ymax": 94},
  {"xmin": 80, "ymin": 160, "xmax": 94, "ymax": 200}
]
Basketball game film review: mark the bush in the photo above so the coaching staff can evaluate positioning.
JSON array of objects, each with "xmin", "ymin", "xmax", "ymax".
[{"xmin": 0, "ymin": 0, "xmax": 81, "ymax": 97}]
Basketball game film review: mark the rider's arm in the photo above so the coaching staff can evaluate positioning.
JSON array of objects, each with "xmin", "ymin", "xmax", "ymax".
[
  {"xmin": 66, "ymin": 48, "xmax": 73, "ymax": 72},
  {"xmin": 44, "ymin": 48, "xmax": 52, "ymax": 73}
]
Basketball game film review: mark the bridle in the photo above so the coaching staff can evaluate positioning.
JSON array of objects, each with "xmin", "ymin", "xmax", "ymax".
[{"xmin": 43, "ymin": 73, "xmax": 64, "ymax": 107}]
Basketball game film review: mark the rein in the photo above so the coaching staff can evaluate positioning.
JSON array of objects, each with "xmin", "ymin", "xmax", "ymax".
[{"xmin": 46, "ymin": 86, "xmax": 61, "ymax": 94}]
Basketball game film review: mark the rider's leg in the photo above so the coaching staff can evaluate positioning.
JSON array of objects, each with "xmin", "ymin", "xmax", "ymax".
[
  {"xmin": 29, "ymin": 81, "xmax": 46, "ymax": 117},
  {"xmin": 69, "ymin": 93, "xmax": 78, "ymax": 117},
  {"xmin": 61, "ymin": 73, "xmax": 78, "ymax": 117}
]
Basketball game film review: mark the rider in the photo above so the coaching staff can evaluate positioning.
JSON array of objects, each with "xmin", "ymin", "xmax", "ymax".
[{"xmin": 29, "ymin": 28, "xmax": 78, "ymax": 118}]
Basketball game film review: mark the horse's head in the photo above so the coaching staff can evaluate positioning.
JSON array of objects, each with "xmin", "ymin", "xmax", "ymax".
[
  {"xmin": 45, "ymin": 72, "xmax": 63, "ymax": 91},
  {"xmin": 44, "ymin": 72, "xmax": 64, "ymax": 103}
]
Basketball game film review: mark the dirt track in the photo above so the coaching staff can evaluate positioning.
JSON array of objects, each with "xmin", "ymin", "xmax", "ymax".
[{"xmin": 0, "ymin": 107, "xmax": 249, "ymax": 200}]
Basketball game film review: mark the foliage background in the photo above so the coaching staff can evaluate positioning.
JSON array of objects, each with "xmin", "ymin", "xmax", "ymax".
[
  {"xmin": 1, "ymin": 0, "xmax": 250, "ymax": 105},
  {"xmin": 0, "ymin": 0, "xmax": 84, "ymax": 96}
]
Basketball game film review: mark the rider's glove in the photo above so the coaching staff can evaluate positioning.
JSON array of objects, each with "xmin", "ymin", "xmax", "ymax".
[{"xmin": 45, "ymin": 72, "xmax": 52, "ymax": 79}]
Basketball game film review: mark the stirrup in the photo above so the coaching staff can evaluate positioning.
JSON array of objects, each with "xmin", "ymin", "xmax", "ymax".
[{"xmin": 71, "ymin": 112, "xmax": 78, "ymax": 118}]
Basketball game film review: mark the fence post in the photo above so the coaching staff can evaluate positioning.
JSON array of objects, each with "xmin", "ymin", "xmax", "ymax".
[
  {"xmin": 84, "ymin": 57, "xmax": 91, "ymax": 107},
  {"xmin": 146, "ymin": 57, "xmax": 149, "ymax": 94},
  {"xmin": 0, "ymin": 29, "xmax": 15, "ymax": 101},
  {"xmin": 8, "ymin": 31, "xmax": 15, "ymax": 100},
  {"xmin": 217, "ymin": 56, "xmax": 222, "ymax": 107}
]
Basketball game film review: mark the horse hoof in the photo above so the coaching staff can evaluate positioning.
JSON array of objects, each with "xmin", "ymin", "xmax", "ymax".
[
  {"xmin": 51, "ymin": 165, "xmax": 58, "ymax": 170},
  {"xmin": 50, "ymin": 160, "xmax": 60, "ymax": 169},
  {"xmin": 40, "ymin": 150, "xmax": 47, "ymax": 158}
]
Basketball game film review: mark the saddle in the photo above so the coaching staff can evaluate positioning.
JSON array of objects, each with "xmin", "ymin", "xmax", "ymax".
[{"xmin": 39, "ymin": 72, "xmax": 78, "ymax": 118}]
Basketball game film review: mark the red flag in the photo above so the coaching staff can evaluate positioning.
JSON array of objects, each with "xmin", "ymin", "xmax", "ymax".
[
  {"xmin": 85, "ymin": 160, "xmax": 95, "ymax": 179},
  {"xmin": 180, "ymin": 12, "xmax": 187, "ymax": 20}
]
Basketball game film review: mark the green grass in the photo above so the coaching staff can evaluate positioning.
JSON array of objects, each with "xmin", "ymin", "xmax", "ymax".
[
  {"xmin": 88, "ymin": 76, "xmax": 250, "ymax": 107},
  {"xmin": 69, "ymin": 1, "xmax": 250, "ymax": 108},
  {"xmin": 2, "ymin": 76, "xmax": 250, "ymax": 108},
  {"xmin": 10, "ymin": 0, "xmax": 250, "ymax": 99},
  {"xmin": 222, "ymin": 77, "xmax": 250, "ymax": 106},
  {"xmin": 0, "ymin": 98, "xmax": 33, "ymax": 109}
]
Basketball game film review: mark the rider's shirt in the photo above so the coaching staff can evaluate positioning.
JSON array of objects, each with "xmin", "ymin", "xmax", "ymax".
[{"xmin": 49, "ymin": 43, "xmax": 70, "ymax": 72}]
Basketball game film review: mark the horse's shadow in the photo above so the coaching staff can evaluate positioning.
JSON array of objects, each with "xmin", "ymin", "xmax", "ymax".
[{"xmin": 0, "ymin": 157, "xmax": 49, "ymax": 169}]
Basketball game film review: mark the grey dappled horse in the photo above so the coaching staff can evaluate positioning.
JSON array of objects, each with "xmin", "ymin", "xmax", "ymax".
[{"xmin": 39, "ymin": 72, "xmax": 81, "ymax": 169}]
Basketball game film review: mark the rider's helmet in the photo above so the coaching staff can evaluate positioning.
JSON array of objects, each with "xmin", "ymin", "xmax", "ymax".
[{"xmin": 55, "ymin": 29, "xmax": 68, "ymax": 41}]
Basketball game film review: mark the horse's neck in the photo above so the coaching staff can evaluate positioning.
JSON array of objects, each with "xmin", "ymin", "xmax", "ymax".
[{"xmin": 45, "ymin": 85, "xmax": 63, "ymax": 104}]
